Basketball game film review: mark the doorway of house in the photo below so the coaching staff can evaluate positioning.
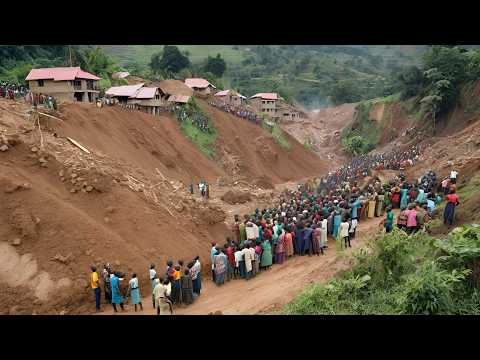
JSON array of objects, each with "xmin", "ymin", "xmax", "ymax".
[{"xmin": 74, "ymin": 92, "xmax": 83, "ymax": 102}]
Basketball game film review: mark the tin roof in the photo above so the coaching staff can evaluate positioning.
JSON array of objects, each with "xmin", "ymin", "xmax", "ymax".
[
  {"xmin": 185, "ymin": 78, "xmax": 216, "ymax": 89},
  {"xmin": 250, "ymin": 93, "xmax": 278, "ymax": 100},
  {"xmin": 167, "ymin": 94, "xmax": 191, "ymax": 103},
  {"xmin": 134, "ymin": 87, "xmax": 158, "ymax": 99},
  {"xmin": 214, "ymin": 89, "xmax": 246, "ymax": 99},
  {"xmin": 105, "ymin": 83, "xmax": 145, "ymax": 97},
  {"xmin": 25, "ymin": 67, "xmax": 101, "ymax": 81}
]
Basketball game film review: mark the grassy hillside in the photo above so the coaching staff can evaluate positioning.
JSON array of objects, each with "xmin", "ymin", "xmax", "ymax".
[
  {"xmin": 100, "ymin": 45, "xmax": 427, "ymax": 108},
  {"xmin": 100, "ymin": 45, "xmax": 247, "ymax": 66}
]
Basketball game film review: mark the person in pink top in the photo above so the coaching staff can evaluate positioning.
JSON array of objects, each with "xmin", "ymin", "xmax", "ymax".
[{"xmin": 406, "ymin": 204, "xmax": 418, "ymax": 234}]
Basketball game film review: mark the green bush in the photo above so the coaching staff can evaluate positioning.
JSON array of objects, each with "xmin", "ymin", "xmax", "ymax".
[
  {"xmin": 398, "ymin": 261, "xmax": 470, "ymax": 314},
  {"xmin": 284, "ymin": 225, "xmax": 480, "ymax": 315},
  {"xmin": 342, "ymin": 135, "xmax": 373, "ymax": 155}
]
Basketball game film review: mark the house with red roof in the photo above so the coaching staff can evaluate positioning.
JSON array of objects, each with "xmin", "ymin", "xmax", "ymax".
[
  {"xmin": 105, "ymin": 83, "xmax": 167, "ymax": 115},
  {"xmin": 250, "ymin": 93, "xmax": 280, "ymax": 120},
  {"xmin": 184, "ymin": 78, "xmax": 216, "ymax": 95},
  {"xmin": 214, "ymin": 89, "xmax": 246, "ymax": 107},
  {"xmin": 249, "ymin": 92, "xmax": 305, "ymax": 122},
  {"xmin": 25, "ymin": 67, "xmax": 101, "ymax": 103}
]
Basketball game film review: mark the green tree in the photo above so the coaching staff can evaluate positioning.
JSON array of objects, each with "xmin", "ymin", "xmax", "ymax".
[
  {"xmin": 204, "ymin": 53, "xmax": 227, "ymax": 78},
  {"xmin": 150, "ymin": 45, "xmax": 190, "ymax": 74},
  {"xmin": 423, "ymin": 46, "xmax": 468, "ymax": 86},
  {"xmin": 79, "ymin": 47, "xmax": 120, "ymax": 78},
  {"xmin": 342, "ymin": 135, "xmax": 371, "ymax": 155},
  {"xmin": 397, "ymin": 66, "xmax": 424, "ymax": 99},
  {"xmin": 330, "ymin": 80, "xmax": 361, "ymax": 105}
]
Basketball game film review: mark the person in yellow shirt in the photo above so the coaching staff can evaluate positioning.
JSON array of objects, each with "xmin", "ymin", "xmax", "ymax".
[{"xmin": 91, "ymin": 266, "xmax": 101, "ymax": 312}]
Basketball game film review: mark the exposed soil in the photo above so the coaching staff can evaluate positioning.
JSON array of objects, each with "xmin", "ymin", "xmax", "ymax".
[
  {"xmin": 98, "ymin": 210, "xmax": 390, "ymax": 315},
  {"xmin": 280, "ymin": 102, "xmax": 357, "ymax": 165},
  {"xmin": 0, "ymin": 97, "xmax": 328, "ymax": 315}
]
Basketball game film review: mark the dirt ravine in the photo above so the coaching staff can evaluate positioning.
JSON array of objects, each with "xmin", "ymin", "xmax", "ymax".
[{"xmin": 99, "ymin": 213, "xmax": 387, "ymax": 315}]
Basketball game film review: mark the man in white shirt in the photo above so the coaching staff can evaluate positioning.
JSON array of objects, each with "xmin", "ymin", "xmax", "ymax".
[
  {"xmin": 234, "ymin": 247, "xmax": 243, "ymax": 278},
  {"xmin": 242, "ymin": 244, "xmax": 254, "ymax": 280},
  {"xmin": 249, "ymin": 245, "xmax": 257, "ymax": 278},
  {"xmin": 349, "ymin": 218, "xmax": 358, "ymax": 239},
  {"xmin": 450, "ymin": 170, "xmax": 459, "ymax": 184},
  {"xmin": 245, "ymin": 221, "xmax": 256, "ymax": 241},
  {"xmin": 149, "ymin": 264, "xmax": 157, "ymax": 308}
]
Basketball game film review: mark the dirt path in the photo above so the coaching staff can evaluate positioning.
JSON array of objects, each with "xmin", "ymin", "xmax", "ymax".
[{"xmin": 98, "ymin": 213, "xmax": 387, "ymax": 315}]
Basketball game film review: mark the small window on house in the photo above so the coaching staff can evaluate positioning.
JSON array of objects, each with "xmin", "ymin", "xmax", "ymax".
[
  {"xmin": 155, "ymin": 93, "xmax": 160, "ymax": 100},
  {"xmin": 37, "ymin": 80, "xmax": 44, "ymax": 87}
]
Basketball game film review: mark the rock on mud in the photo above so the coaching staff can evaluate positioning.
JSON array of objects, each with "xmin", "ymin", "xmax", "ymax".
[{"xmin": 221, "ymin": 190, "xmax": 252, "ymax": 205}]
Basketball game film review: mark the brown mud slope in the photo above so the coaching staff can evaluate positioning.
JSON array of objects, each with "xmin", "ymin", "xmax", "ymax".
[
  {"xmin": 0, "ymin": 98, "xmax": 327, "ymax": 314},
  {"xmin": 280, "ymin": 103, "xmax": 357, "ymax": 166},
  {"xmin": 199, "ymin": 99, "xmax": 328, "ymax": 183},
  {"xmin": 54, "ymin": 103, "xmax": 224, "ymax": 185}
]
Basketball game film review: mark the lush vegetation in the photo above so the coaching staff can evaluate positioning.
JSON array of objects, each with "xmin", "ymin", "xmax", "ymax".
[
  {"xmin": 100, "ymin": 45, "xmax": 430, "ymax": 108},
  {"xmin": 341, "ymin": 101, "xmax": 379, "ymax": 155},
  {"xmin": 0, "ymin": 45, "xmax": 72, "ymax": 83},
  {"xmin": 174, "ymin": 98, "xmax": 217, "ymax": 158},
  {"xmin": 284, "ymin": 226, "xmax": 480, "ymax": 315},
  {"xmin": 396, "ymin": 46, "xmax": 480, "ymax": 126},
  {"xmin": 260, "ymin": 114, "xmax": 291, "ymax": 150},
  {"xmin": 0, "ymin": 45, "xmax": 125, "ymax": 91}
]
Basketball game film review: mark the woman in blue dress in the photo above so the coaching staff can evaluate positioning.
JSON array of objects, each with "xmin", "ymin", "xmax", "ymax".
[
  {"xmin": 111, "ymin": 272, "xmax": 125, "ymax": 312},
  {"xmin": 128, "ymin": 273, "xmax": 143, "ymax": 312},
  {"xmin": 333, "ymin": 211, "xmax": 342, "ymax": 238},
  {"xmin": 415, "ymin": 188, "xmax": 427, "ymax": 205},
  {"xmin": 400, "ymin": 185, "xmax": 409, "ymax": 210}
]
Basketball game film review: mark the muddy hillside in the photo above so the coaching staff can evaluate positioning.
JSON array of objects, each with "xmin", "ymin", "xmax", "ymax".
[{"xmin": 0, "ymin": 98, "xmax": 327, "ymax": 314}]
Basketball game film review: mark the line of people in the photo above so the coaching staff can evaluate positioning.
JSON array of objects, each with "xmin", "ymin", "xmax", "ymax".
[
  {"xmin": 208, "ymin": 99, "xmax": 261, "ymax": 125},
  {"xmin": 90, "ymin": 256, "xmax": 203, "ymax": 315}
]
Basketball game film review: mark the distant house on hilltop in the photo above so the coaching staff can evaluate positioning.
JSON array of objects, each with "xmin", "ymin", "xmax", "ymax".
[
  {"xmin": 105, "ymin": 83, "xmax": 167, "ymax": 115},
  {"xmin": 250, "ymin": 92, "xmax": 279, "ymax": 120},
  {"xmin": 184, "ymin": 78, "xmax": 216, "ymax": 95},
  {"xmin": 250, "ymin": 92, "xmax": 305, "ymax": 122},
  {"xmin": 25, "ymin": 66, "xmax": 101, "ymax": 103},
  {"xmin": 214, "ymin": 89, "xmax": 246, "ymax": 107}
]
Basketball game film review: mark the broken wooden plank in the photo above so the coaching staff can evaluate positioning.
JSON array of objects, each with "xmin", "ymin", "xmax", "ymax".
[
  {"xmin": 66, "ymin": 137, "xmax": 91, "ymax": 154},
  {"xmin": 155, "ymin": 167, "xmax": 167, "ymax": 181},
  {"xmin": 37, "ymin": 111, "xmax": 64, "ymax": 122}
]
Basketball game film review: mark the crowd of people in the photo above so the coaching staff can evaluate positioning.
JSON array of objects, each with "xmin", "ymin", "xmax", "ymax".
[
  {"xmin": 208, "ymin": 99, "xmax": 261, "ymax": 125},
  {"xmin": 0, "ymin": 81, "xmax": 28, "ymax": 100},
  {"xmin": 87, "ymin": 130, "xmax": 463, "ymax": 315},
  {"xmin": 90, "ymin": 256, "xmax": 203, "ymax": 315},
  {"xmin": 209, "ymin": 145, "xmax": 461, "ymax": 287}
]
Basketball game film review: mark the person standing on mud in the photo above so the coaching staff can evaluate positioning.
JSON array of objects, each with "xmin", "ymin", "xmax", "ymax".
[
  {"xmin": 128, "ymin": 273, "xmax": 143, "ymax": 312},
  {"xmin": 180, "ymin": 269, "xmax": 194, "ymax": 304},
  {"xmin": 210, "ymin": 241, "xmax": 217, "ymax": 282},
  {"xmin": 149, "ymin": 264, "xmax": 157, "ymax": 309},
  {"xmin": 443, "ymin": 189, "xmax": 460, "ymax": 226},
  {"xmin": 102, "ymin": 264, "xmax": 112, "ymax": 304},
  {"xmin": 91, "ymin": 266, "xmax": 101, "ymax": 312},
  {"xmin": 111, "ymin": 272, "xmax": 125, "ymax": 312},
  {"xmin": 191, "ymin": 256, "xmax": 202, "ymax": 296}
]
